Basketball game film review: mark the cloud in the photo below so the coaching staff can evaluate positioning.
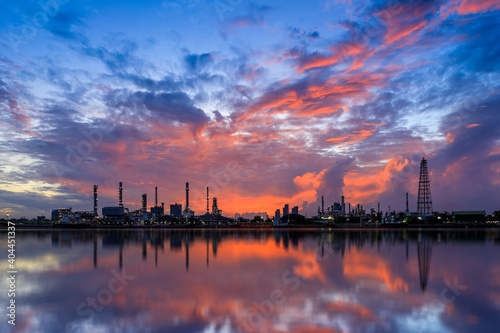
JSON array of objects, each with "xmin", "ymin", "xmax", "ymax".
[
  {"xmin": 45, "ymin": 9, "xmax": 87, "ymax": 42},
  {"xmin": 184, "ymin": 53, "xmax": 213, "ymax": 72}
]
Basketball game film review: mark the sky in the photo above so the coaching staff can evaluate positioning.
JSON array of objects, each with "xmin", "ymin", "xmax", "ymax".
[{"xmin": 0, "ymin": 0, "xmax": 499, "ymax": 218}]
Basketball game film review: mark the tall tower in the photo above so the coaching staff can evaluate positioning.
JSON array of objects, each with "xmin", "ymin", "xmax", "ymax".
[
  {"xmin": 212, "ymin": 197, "xmax": 221, "ymax": 215},
  {"xmin": 142, "ymin": 194, "xmax": 147, "ymax": 213},
  {"xmin": 207, "ymin": 187, "xmax": 210, "ymax": 214},
  {"xmin": 93, "ymin": 185, "xmax": 98, "ymax": 218},
  {"xmin": 417, "ymin": 157, "xmax": 433, "ymax": 216},
  {"xmin": 185, "ymin": 182, "xmax": 189, "ymax": 210},
  {"xmin": 406, "ymin": 192, "xmax": 409, "ymax": 214},
  {"xmin": 155, "ymin": 186, "xmax": 158, "ymax": 207},
  {"xmin": 118, "ymin": 182, "xmax": 123, "ymax": 208}
]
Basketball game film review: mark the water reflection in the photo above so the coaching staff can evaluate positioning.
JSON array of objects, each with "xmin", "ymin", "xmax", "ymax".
[{"xmin": 2, "ymin": 229, "xmax": 500, "ymax": 333}]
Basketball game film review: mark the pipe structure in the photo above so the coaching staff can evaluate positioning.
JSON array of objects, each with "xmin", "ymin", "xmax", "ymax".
[
  {"xmin": 406, "ymin": 192, "xmax": 409, "ymax": 213},
  {"xmin": 186, "ymin": 182, "xmax": 189, "ymax": 210},
  {"xmin": 119, "ymin": 182, "xmax": 123, "ymax": 207},
  {"xmin": 142, "ymin": 194, "xmax": 147, "ymax": 212},
  {"xmin": 93, "ymin": 185, "xmax": 98, "ymax": 218},
  {"xmin": 207, "ymin": 187, "xmax": 209, "ymax": 214}
]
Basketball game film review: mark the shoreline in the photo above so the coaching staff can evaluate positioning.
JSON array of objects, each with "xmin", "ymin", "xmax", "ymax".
[{"xmin": 1, "ymin": 222, "xmax": 498, "ymax": 230}]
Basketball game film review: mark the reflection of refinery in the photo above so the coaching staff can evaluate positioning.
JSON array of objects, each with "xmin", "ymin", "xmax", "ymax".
[{"xmin": 46, "ymin": 228, "xmax": 487, "ymax": 298}]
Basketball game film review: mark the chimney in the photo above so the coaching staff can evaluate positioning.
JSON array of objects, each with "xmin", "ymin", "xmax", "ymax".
[
  {"xmin": 207, "ymin": 187, "xmax": 209, "ymax": 214},
  {"xmin": 406, "ymin": 192, "xmax": 409, "ymax": 213},
  {"xmin": 155, "ymin": 186, "xmax": 158, "ymax": 207},
  {"xmin": 119, "ymin": 182, "xmax": 123, "ymax": 207},
  {"xmin": 186, "ymin": 182, "xmax": 189, "ymax": 210},
  {"xmin": 93, "ymin": 185, "xmax": 98, "ymax": 218}
]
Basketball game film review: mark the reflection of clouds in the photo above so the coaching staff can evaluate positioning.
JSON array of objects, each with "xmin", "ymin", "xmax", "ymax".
[
  {"xmin": 396, "ymin": 301, "xmax": 449, "ymax": 333},
  {"xmin": 0, "ymin": 254, "xmax": 60, "ymax": 273},
  {"xmin": 10, "ymin": 232, "xmax": 500, "ymax": 333},
  {"xmin": 343, "ymin": 249, "xmax": 409, "ymax": 292}
]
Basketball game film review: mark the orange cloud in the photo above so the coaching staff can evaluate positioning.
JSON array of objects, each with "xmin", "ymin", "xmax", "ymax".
[
  {"xmin": 385, "ymin": 20, "xmax": 427, "ymax": 44},
  {"xmin": 363, "ymin": 122, "xmax": 387, "ymax": 126},
  {"xmin": 457, "ymin": 0, "xmax": 500, "ymax": 14},
  {"xmin": 294, "ymin": 170, "xmax": 327, "ymax": 190},
  {"xmin": 343, "ymin": 157, "xmax": 412, "ymax": 205},
  {"xmin": 327, "ymin": 129, "xmax": 376, "ymax": 145},
  {"xmin": 465, "ymin": 123, "xmax": 482, "ymax": 128}
]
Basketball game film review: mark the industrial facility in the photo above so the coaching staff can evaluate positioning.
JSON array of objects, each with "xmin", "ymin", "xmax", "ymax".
[
  {"xmin": 41, "ymin": 157, "xmax": 498, "ymax": 227},
  {"xmin": 48, "ymin": 181, "xmax": 233, "ymax": 226}
]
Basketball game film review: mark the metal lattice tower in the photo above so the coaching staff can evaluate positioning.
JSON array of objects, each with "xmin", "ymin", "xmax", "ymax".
[{"xmin": 417, "ymin": 157, "xmax": 433, "ymax": 215}]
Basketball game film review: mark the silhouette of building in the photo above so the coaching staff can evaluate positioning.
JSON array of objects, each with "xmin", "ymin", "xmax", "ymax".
[
  {"xmin": 283, "ymin": 204, "xmax": 289, "ymax": 217},
  {"xmin": 170, "ymin": 204, "xmax": 182, "ymax": 218},
  {"xmin": 292, "ymin": 206, "xmax": 299, "ymax": 214}
]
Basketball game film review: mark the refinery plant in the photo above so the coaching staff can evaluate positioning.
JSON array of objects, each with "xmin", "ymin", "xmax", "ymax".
[
  {"xmin": 24, "ymin": 157, "xmax": 494, "ymax": 227},
  {"xmin": 49, "ymin": 181, "xmax": 232, "ymax": 227}
]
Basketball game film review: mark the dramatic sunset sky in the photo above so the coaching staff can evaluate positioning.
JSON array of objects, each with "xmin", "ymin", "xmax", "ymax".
[{"xmin": 0, "ymin": 0, "xmax": 499, "ymax": 218}]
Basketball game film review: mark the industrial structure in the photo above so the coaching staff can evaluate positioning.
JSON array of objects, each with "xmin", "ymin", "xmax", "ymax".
[
  {"xmin": 93, "ymin": 185, "xmax": 98, "ymax": 218},
  {"xmin": 118, "ymin": 182, "xmax": 123, "ymax": 208},
  {"xmin": 417, "ymin": 157, "xmax": 433, "ymax": 216},
  {"xmin": 182, "ymin": 182, "xmax": 194, "ymax": 219},
  {"xmin": 212, "ymin": 197, "xmax": 221, "ymax": 216},
  {"xmin": 170, "ymin": 204, "xmax": 182, "ymax": 218}
]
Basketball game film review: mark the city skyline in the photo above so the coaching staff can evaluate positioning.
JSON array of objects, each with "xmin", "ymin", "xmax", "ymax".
[{"xmin": 1, "ymin": 0, "xmax": 499, "ymax": 218}]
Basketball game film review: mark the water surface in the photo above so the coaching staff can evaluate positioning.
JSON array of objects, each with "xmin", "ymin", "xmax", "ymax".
[{"xmin": 1, "ymin": 228, "xmax": 499, "ymax": 333}]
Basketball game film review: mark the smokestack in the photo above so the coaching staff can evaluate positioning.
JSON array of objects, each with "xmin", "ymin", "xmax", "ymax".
[
  {"xmin": 321, "ymin": 195, "xmax": 324, "ymax": 214},
  {"xmin": 119, "ymin": 182, "xmax": 123, "ymax": 207},
  {"xmin": 142, "ymin": 194, "xmax": 147, "ymax": 212},
  {"xmin": 186, "ymin": 182, "xmax": 189, "ymax": 210},
  {"xmin": 406, "ymin": 192, "xmax": 409, "ymax": 213},
  {"xmin": 349, "ymin": 202, "xmax": 351, "ymax": 214},
  {"xmin": 93, "ymin": 185, "xmax": 98, "ymax": 218},
  {"xmin": 155, "ymin": 186, "xmax": 158, "ymax": 207},
  {"xmin": 378, "ymin": 202, "xmax": 380, "ymax": 214},
  {"xmin": 341, "ymin": 195, "xmax": 345, "ymax": 215},
  {"xmin": 207, "ymin": 187, "xmax": 209, "ymax": 214}
]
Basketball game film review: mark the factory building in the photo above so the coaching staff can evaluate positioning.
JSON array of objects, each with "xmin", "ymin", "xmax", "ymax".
[
  {"xmin": 51, "ymin": 208, "xmax": 73, "ymax": 222},
  {"xmin": 283, "ymin": 204, "xmax": 289, "ymax": 217},
  {"xmin": 101, "ymin": 182, "xmax": 129, "ymax": 224},
  {"xmin": 102, "ymin": 206, "xmax": 126, "ymax": 223},
  {"xmin": 452, "ymin": 211, "xmax": 486, "ymax": 223},
  {"xmin": 170, "ymin": 204, "xmax": 182, "ymax": 218}
]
